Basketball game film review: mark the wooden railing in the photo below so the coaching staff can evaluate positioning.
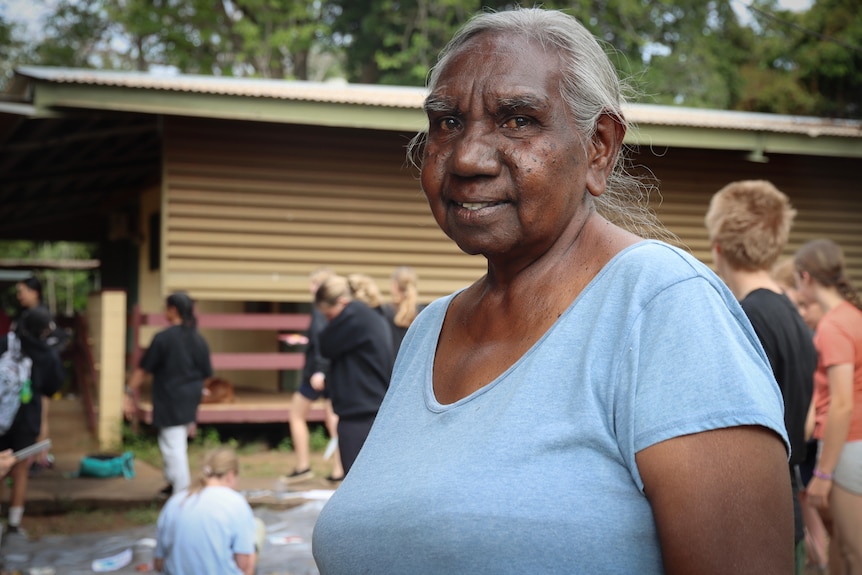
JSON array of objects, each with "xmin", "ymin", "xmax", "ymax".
[{"xmin": 127, "ymin": 305, "xmax": 324, "ymax": 424}]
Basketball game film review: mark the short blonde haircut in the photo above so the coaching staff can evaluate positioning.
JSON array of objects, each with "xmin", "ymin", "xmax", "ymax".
[{"xmin": 705, "ymin": 180, "xmax": 795, "ymax": 271}]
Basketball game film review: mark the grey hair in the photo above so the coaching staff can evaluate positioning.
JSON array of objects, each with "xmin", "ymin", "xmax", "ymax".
[{"xmin": 408, "ymin": 7, "xmax": 672, "ymax": 242}]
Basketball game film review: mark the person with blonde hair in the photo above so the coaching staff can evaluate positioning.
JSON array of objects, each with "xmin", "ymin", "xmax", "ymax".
[
  {"xmin": 155, "ymin": 446, "xmax": 262, "ymax": 575},
  {"xmin": 383, "ymin": 266, "xmax": 420, "ymax": 356},
  {"xmin": 312, "ymin": 274, "xmax": 393, "ymax": 475},
  {"xmin": 283, "ymin": 267, "xmax": 344, "ymax": 484},
  {"xmin": 347, "ymin": 273, "xmax": 385, "ymax": 312},
  {"xmin": 795, "ymin": 239, "xmax": 862, "ymax": 574},
  {"xmin": 705, "ymin": 179, "xmax": 817, "ymax": 574}
]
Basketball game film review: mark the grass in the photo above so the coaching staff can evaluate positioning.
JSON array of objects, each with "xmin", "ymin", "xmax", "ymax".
[
  {"xmin": 121, "ymin": 421, "xmax": 331, "ymax": 471},
  {"xmin": 25, "ymin": 503, "xmax": 163, "ymax": 540}
]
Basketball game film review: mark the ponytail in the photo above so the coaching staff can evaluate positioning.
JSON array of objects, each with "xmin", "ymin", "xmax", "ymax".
[
  {"xmin": 391, "ymin": 266, "xmax": 419, "ymax": 328},
  {"xmin": 166, "ymin": 291, "xmax": 197, "ymax": 330},
  {"xmin": 185, "ymin": 446, "xmax": 238, "ymax": 499},
  {"xmin": 795, "ymin": 239, "xmax": 862, "ymax": 312}
]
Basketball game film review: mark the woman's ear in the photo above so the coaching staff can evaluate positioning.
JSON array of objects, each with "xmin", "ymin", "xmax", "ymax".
[{"xmin": 585, "ymin": 113, "xmax": 626, "ymax": 198}]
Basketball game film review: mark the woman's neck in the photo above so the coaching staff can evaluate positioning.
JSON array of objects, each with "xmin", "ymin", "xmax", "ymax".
[{"xmin": 816, "ymin": 286, "xmax": 845, "ymax": 313}]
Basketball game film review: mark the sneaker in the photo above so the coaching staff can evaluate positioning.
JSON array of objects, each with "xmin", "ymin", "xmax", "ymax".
[{"xmin": 278, "ymin": 468, "xmax": 313, "ymax": 484}]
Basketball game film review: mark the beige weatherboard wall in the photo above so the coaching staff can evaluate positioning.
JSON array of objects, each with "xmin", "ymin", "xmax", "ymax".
[{"xmin": 161, "ymin": 116, "xmax": 486, "ymax": 304}]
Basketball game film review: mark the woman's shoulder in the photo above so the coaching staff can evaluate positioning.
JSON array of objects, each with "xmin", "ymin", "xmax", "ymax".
[
  {"xmin": 818, "ymin": 301, "xmax": 862, "ymax": 338},
  {"xmin": 601, "ymin": 240, "xmax": 724, "ymax": 293}
]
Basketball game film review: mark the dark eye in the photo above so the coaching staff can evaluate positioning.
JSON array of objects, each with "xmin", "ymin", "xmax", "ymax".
[
  {"xmin": 439, "ymin": 117, "xmax": 460, "ymax": 131},
  {"xmin": 502, "ymin": 116, "xmax": 531, "ymax": 129}
]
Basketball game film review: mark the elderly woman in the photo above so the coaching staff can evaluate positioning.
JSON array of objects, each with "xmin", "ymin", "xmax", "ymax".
[{"xmin": 313, "ymin": 8, "xmax": 791, "ymax": 574}]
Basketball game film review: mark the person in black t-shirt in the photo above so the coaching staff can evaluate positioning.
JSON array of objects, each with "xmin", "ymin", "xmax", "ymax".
[
  {"xmin": 124, "ymin": 292, "xmax": 212, "ymax": 496},
  {"xmin": 706, "ymin": 180, "xmax": 817, "ymax": 573}
]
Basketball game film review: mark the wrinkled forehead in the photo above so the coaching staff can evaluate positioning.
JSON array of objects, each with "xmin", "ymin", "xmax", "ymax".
[{"xmin": 427, "ymin": 31, "xmax": 563, "ymax": 105}]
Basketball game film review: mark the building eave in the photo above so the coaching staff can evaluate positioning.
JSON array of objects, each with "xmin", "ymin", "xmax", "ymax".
[{"xmin": 6, "ymin": 66, "xmax": 862, "ymax": 157}]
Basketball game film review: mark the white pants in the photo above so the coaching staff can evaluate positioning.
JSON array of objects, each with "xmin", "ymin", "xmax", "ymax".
[{"xmin": 158, "ymin": 425, "xmax": 190, "ymax": 492}]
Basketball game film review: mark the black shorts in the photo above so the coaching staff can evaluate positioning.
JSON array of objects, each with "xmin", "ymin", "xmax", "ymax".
[
  {"xmin": 0, "ymin": 423, "xmax": 38, "ymax": 453},
  {"xmin": 297, "ymin": 380, "xmax": 329, "ymax": 401}
]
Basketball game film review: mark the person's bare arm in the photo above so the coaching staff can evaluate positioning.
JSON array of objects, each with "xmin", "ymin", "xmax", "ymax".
[
  {"xmin": 123, "ymin": 367, "xmax": 148, "ymax": 419},
  {"xmin": 234, "ymin": 552, "xmax": 256, "ymax": 575},
  {"xmin": 806, "ymin": 363, "xmax": 854, "ymax": 510},
  {"xmin": 0, "ymin": 449, "xmax": 16, "ymax": 477},
  {"xmin": 637, "ymin": 425, "xmax": 793, "ymax": 575},
  {"xmin": 804, "ymin": 393, "xmax": 817, "ymax": 440}
]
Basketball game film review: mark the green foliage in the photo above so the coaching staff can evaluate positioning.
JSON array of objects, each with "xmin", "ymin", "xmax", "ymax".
[
  {"xmin": 277, "ymin": 436, "xmax": 294, "ymax": 452},
  {"xmin": 309, "ymin": 424, "xmax": 330, "ymax": 451},
  {"xmin": 121, "ymin": 424, "xmax": 162, "ymax": 468},
  {"xmin": 4, "ymin": 0, "xmax": 860, "ymax": 117},
  {"xmin": 0, "ymin": 14, "xmax": 30, "ymax": 87},
  {"xmin": 121, "ymin": 503, "xmax": 162, "ymax": 525},
  {"xmin": 190, "ymin": 425, "xmax": 223, "ymax": 449},
  {"xmin": 0, "ymin": 241, "xmax": 98, "ymax": 316}
]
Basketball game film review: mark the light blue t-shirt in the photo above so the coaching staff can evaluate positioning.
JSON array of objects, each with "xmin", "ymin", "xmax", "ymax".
[
  {"xmin": 156, "ymin": 485, "xmax": 256, "ymax": 575},
  {"xmin": 312, "ymin": 241, "xmax": 788, "ymax": 574}
]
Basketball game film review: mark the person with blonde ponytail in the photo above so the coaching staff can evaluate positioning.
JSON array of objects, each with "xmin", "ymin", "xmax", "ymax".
[
  {"xmin": 155, "ymin": 446, "xmax": 261, "ymax": 575},
  {"xmin": 383, "ymin": 266, "xmax": 421, "ymax": 357},
  {"xmin": 795, "ymin": 239, "xmax": 862, "ymax": 574}
]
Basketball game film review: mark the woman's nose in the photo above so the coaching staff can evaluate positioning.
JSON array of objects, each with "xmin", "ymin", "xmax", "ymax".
[{"xmin": 450, "ymin": 124, "xmax": 500, "ymax": 178}]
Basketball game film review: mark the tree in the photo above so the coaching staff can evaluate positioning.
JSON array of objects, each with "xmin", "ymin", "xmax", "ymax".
[
  {"xmin": 0, "ymin": 241, "xmax": 97, "ymax": 316},
  {"xmin": 4, "ymin": 0, "xmax": 860, "ymax": 117},
  {"xmin": 0, "ymin": 14, "xmax": 33, "ymax": 87},
  {"xmin": 791, "ymin": 0, "xmax": 862, "ymax": 117}
]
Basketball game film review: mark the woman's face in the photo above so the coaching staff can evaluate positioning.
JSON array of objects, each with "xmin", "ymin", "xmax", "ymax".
[
  {"xmin": 16, "ymin": 283, "xmax": 40, "ymax": 309},
  {"xmin": 420, "ymin": 32, "xmax": 605, "ymax": 262}
]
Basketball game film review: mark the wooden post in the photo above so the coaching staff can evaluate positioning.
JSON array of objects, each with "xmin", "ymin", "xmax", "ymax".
[{"xmin": 95, "ymin": 290, "xmax": 127, "ymax": 450}]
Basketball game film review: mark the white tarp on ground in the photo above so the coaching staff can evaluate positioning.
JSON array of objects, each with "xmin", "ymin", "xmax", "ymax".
[{"xmin": 2, "ymin": 500, "xmax": 325, "ymax": 575}]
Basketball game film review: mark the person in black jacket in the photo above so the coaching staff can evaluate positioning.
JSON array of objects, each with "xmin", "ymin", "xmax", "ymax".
[
  {"xmin": 124, "ymin": 292, "xmax": 212, "ymax": 496},
  {"xmin": 0, "ymin": 306, "xmax": 64, "ymax": 537},
  {"xmin": 312, "ymin": 275, "xmax": 394, "ymax": 475}
]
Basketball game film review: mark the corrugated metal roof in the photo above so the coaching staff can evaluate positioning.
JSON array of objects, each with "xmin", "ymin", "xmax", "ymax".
[
  {"xmin": 10, "ymin": 65, "xmax": 862, "ymax": 139},
  {"xmin": 627, "ymin": 104, "xmax": 861, "ymax": 139},
  {"xmin": 14, "ymin": 66, "xmax": 427, "ymax": 109}
]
